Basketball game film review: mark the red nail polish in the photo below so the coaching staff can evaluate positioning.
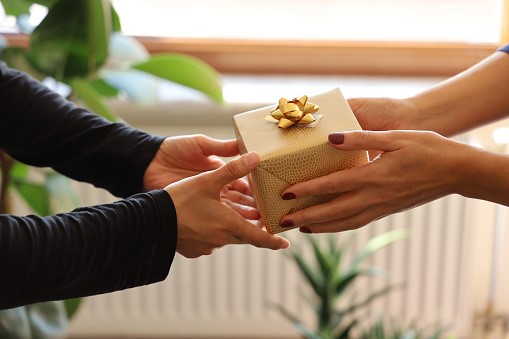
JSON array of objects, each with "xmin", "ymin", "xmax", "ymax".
[
  {"xmin": 282, "ymin": 192, "xmax": 296, "ymax": 200},
  {"xmin": 299, "ymin": 227, "xmax": 312, "ymax": 233},
  {"xmin": 329, "ymin": 133, "xmax": 345, "ymax": 145},
  {"xmin": 280, "ymin": 220, "xmax": 294, "ymax": 228}
]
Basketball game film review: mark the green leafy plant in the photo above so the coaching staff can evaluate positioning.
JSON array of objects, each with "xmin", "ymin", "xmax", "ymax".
[
  {"xmin": 0, "ymin": 0, "xmax": 223, "ymax": 337},
  {"xmin": 275, "ymin": 229, "xmax": 408, "ymax": 339}
]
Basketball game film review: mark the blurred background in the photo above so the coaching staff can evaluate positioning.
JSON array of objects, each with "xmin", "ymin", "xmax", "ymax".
[{"xmin": 1, "ymin": 0, "xmax": 509, "ymax": 338}]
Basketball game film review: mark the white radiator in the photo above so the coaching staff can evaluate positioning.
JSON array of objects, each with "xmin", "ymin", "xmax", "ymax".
[{"xmin": 66, "ymin": 182, "xmax": 503, "ymax": 338}]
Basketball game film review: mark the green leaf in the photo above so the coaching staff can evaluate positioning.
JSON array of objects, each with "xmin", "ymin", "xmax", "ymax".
[
  {"xmin": 335, "ymin": 269, "xmax": 361, "ymax": 295},
  {"xmin": 335, "ymin": 267, "xmax": 387, "ymax": 296},
  {"xmin": 307, "ymin": 235, "xmax": 334, "ymax": 280},
  {"xmin": 10, "ymin": 161, "xmax": 29, "ymax": 181},
  {"xmin": 273, "ymin": 305, "xmax": 322, "ymax": 339},
  {"xmin": 0, "ymin": 47, "xmax": 46, "ymax": 80},
  {"xmin": 63, "ymin": 298, "xmax": 82, "ymax": 320},
  {"xmin": 29, "ymin": 0, "xmax": 111, "ymax": 80},
  {"xmin": 349, "ymin": 228, "xmax": 409, "ymax": 270},
  {"xmin": 110, "ymin": 3, "xmax": 121, "ymax": 32},
  {"xmin": 11, "ymin": 179, "xmax": 50, "ymax": 216},
  {"xmin": 86, "ymin": 0, "xmax": 111, "ymax": 69},
  {"xmin": 27, "ymin": 0, "xmax": 56, "ymax": 7},
  {"xmin": 1, "ymin": 0, "xmax": 32, "ymax": 16},
  {"xmin": 290, "ymin": 249, "xmax": 322, "ymax": 297},
  {"xmin": 133, "ymin": 54, "xmax": 223, "ymax": 104},
  {"xmin": 89, "ymin": 78, "xmax": 119, "ymax": 97},
  {"xmin": 337, "ymin": 284, "xmax": 399, "ymax": 317},
  {"xmin": 69, "ymin": 77, "xmax": 118, "ymax": 122},
  {"xmin": 334, "ymin": 319, "xmax": 358, "ymax": 339}
]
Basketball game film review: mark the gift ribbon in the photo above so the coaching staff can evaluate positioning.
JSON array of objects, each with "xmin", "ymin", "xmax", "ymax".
[{"xmin": 266, "ymin": 96, "xmax": 319, "ymax": 128}]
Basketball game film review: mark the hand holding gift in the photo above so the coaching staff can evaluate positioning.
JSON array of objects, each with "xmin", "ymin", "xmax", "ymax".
[{"xmin": 233, "ymin": 88, "xmax": 368, "ymax": 234}]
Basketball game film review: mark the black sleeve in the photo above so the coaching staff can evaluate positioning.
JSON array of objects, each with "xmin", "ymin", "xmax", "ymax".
[
  {"xmin": 0, "ymin": 62, "xmax": 164, "ymax": 198},
  {"xmin": 0, "ymin": 189, "xmax": 177, "ymax": 310},
  {"xmin": 497, "ymin": 43, "xmax": 509, "ymax": 54}
]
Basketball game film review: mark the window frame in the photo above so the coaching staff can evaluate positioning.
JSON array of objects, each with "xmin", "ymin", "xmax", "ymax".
[{"xmin": 4, "ymin": 0, "xmax": 509, "ymax": 77}]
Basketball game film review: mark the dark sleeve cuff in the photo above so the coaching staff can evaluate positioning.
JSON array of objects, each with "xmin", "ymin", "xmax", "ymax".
[
  {"xmin": 150, "ymin": 189, "xmax": 178, "ymax": 282},
  {"xmin": 497, "ymin": 44, "xmax": 509, "ymax": 54}
]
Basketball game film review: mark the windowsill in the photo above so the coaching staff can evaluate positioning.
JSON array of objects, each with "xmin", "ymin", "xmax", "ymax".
[{"xmin": 110, "ymin": 73, "xmax": 446, "ymax": 127}]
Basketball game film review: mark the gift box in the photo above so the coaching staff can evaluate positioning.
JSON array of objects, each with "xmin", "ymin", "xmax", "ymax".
[{"xmin": 233, "ymin": 88, "xmax": 368, "ymax": 234}]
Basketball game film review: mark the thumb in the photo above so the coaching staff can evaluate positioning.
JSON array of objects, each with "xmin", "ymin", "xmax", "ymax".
[
  {"xmin": 328, "ymin": 131, "xmax": 400, "ymax": 152},
  {"xmin": 206, "ymin": 152, "xmax": 260, "ymax": 189},
  {"xmin": 201, "ymin": 137, "xmax": 240, "ymax": 157}
]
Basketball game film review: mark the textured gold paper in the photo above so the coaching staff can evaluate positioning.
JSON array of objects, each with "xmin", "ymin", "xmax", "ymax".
[{"xmin": 233, "ymin": 88, "xmax": 368, "ymax": 234}]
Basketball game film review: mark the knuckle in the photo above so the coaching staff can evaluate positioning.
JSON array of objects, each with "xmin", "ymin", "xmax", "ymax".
[
  {"xmin": 351, "ymin": 131, "xmax": 370, "ymax": 146},
  {"xmin": 225, "ymin": 159, "xmax": 243, "ymax": 178}
]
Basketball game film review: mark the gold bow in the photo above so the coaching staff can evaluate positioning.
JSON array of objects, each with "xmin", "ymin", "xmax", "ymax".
[{"xmin": 266, "ymin": 95, "xmax": 319, "ymax": 128}]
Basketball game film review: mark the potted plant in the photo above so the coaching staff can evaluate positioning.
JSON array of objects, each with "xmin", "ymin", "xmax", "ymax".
[{"xmin": 275, "ymin": 229, "xmax": 408, "ymax": 339}]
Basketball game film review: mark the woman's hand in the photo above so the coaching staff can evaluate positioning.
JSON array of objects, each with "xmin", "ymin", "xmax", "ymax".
[
  {"xmin": 347, "ymin": 97, "xmax": 421, "ymax": 132},
  {"xmin": 279, "ymin": 130, "xmax": 470, "ymax": 233},
  {"xmin": 166, "ymin": 152, "xmax": 290, "ymax": 258}
]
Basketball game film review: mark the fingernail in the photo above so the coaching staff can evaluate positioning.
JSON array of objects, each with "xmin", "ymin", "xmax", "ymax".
[
  {"xmin": 280, "ymin": 220, "xmax": 294, "ymax": 228},
  {"xmin": 242, "ymin": 152, "xmax": 259, "ymax": 167},
  {"xmin": 282, "ymin": 192, "xmax": 296, "ymax": 200},
  {"xmin": 329, "ymin": 133, "xmax": 345, "ymax": 145},
  {"xmin": 299, "ymin": 227, "xmax": 312, "ymax": 234}
]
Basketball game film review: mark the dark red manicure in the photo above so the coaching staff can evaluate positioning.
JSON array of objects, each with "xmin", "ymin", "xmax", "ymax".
[
  {"xmin": 329, "ymin": 133, "xmax": 345, "ymax": 145},
  {"xmin": 282, "ymin": 192, "xmax": 296, "ymax": 200},
  {"xmin": 299, "ymin": 227, "xmax": 312, "ymax": 233},
  {"xmin": 280, "ymin": 220, "xmax": 294, "ymax": 228}
]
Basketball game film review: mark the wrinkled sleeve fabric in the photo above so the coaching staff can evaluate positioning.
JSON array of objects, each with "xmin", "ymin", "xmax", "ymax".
[
  {"xmin": 0, "ymin": 62, "xmax": 164, "ymax": 198},
  {"xmin": 0, "ymin": 190, "xmax": 177, "ymax": 309},
  {"xmin": 0, "ymin": 63, "xmax": 178, "ymax": 309},
  {"xmin": 497, "ymin": 43, "xmax": 509, "ymax": 54}
]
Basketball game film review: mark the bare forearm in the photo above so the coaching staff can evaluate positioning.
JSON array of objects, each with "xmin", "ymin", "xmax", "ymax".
[
  {"xmin": 454, "ymin": 145, "xmax": 509, "ymax": 206},
  {"xmin": 410, "ymin": 51, "xmax": 509, "ymax": 136}
]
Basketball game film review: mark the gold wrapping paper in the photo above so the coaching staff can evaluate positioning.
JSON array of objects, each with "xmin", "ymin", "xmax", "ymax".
[{"xmin": 233, "ymin": 88, "xmax": 368, "ymax": 234}]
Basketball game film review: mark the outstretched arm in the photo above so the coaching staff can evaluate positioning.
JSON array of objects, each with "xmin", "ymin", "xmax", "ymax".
[
  {"xmin": 348, "ymin": 46, "xmax": 509, "ymax": 137},
  {"xmin": 0, "ymin": 62, "xmax": 163, "ymax": 198},
  {"xmin": 0, "ymin": 190, "xmax": 177, "ymax": 309}
]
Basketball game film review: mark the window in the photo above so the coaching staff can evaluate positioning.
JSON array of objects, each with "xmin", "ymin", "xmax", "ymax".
[
  {"xmin": 113, "ymin": 0, "xmax": 503, "ymax": 43},
  {"xmin": 111, "ymin": 0, "xmax": 508, "ymax": 75},
  {"xmin": 2, "ymin": 0, "xmax": 508, "ymax": 75}
]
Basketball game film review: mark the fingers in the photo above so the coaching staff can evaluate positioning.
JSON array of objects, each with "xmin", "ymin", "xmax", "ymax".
[
  {"xmin": 231, "ymin": 218, "xmax": 290, "ymax": 250},
  {"xmin": 222, "ymin": 198, "xmax": 261, "ymax": 220},
  {"xmin": 280, "ymin": 192, "xmax": 367, "ymax": 227},
  {"xmin": 298, "ymin": 207, "xmax": 385, "ymax": 234},
  {"xmin": 221, "ymin": 188, "xmax": 257, "ymax": 208},
  {"xmin": 281, "ymin": 130, "xmax": 402, "ymax": 199},
  {"xmin": 207, "ymin": 152, "xmax": 260, "ymax": 190},
  {"xmin": 199, "ymin": 135, "xmax": 240, "ymax": 157},
  {"xmin": 328, "ymin": 130, "xmax": 401, "ymax": 152},
  {"xmin": 281, "ymin": 166, "xmax": 365, "ymax": 199},
  {"xmin": 228, "ymin": 178, "xmax": 252, "ymax": 195}
]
